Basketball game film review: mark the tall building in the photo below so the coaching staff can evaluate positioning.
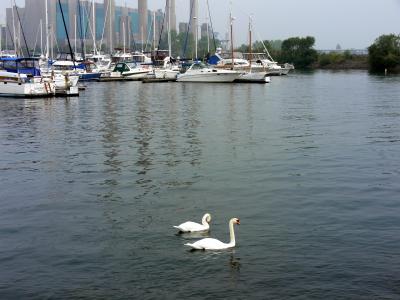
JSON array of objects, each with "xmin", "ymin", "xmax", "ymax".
[
  {"xmin": 201, "ymin": 23, "xmax": 210, "ymax": 39},
  {"xmin": 2, "ymin": 0, "xmax": 156, "ymax": 54},
  {"xmin": 23, "ymin": 0, "xmax": 46, "ymax": 50},
  {"xmin": 118, "ymin": 6, "xmax": 131, "ymax": 50},
  {"xmin": 104, "ymin": 0, "xmax": 115, "ymax": 52},
  {"xmin": 189, "ymin": 0, "xmax": 198, "ymax": 40},
  {"xmin": 138, "ymin": 0, "xmax": 147, "ymax": 44},
  {"xmin": 5, "ymin": 6, "xmax": 26, "ymax": 53},
  {"xmin": 164, "ymin": 0, "xmax": 176, "ymax": 32}
]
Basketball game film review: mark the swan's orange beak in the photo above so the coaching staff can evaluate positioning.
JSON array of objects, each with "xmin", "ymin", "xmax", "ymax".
[{"xmin": 236, "ymin": 219, "xmax": 240, "ymax": 225}]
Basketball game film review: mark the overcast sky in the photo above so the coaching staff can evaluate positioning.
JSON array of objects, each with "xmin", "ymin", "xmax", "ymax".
[{"xmin": 2, "ymin": 0, "xmax": 399, "ymax": 49}]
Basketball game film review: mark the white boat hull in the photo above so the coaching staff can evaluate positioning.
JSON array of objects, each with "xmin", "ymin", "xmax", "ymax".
[
  {"xmin": 123, "ymin": 70, "xmax": 151, "ymax": 79},
  {"xmin": 154, "ymin": 69, "xmax": 179, "ymax": 80},
  {"xmin": 177, "ymin": 72, "xmax": 239, "ymax": 83},
  {"xmin": 0, "ymin": 81, "xmax": 55, "ymax": 97},
  {"xmin": 235, "ymin": 72, "xmax": 270, "ymax": 83},
  {"xmin": 265, "ymin": 68, "xmax": 291, "ymax": 76}
]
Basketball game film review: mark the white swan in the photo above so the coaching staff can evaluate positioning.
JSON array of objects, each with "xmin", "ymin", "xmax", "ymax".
[
  {"xmin": 173, "ymin": 213, "xmax": 212, "ymax": 233},
  {"xmin": 184, "ymin": 218, "xmax": 240, "ymax": 250}
]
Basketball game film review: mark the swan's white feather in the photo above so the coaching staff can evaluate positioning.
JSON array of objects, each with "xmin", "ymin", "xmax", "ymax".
[
  {"xmin": 173, "ymin": 221, "xmax": 209, "ymax": 232},
  {"xmin": 185, "ymin": 238, "xmax": 231, "ymax": 250}
]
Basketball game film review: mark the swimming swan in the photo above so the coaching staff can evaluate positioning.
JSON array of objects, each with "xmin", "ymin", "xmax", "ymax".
[
  {"xmin": 184, "ymin": 218, "xmax": 240, "ymax": 250},
  {"xmin": 173, "ymin": 213, "xmax": 212, "ymax": 232}
]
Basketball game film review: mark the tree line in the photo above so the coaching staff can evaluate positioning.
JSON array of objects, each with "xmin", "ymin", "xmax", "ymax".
[{"xmin": 235, "ymin": 34, "xmax": 400, "ymax": 73}]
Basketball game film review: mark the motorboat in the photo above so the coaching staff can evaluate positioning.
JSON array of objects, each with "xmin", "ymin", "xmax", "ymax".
[
  {"xmin": 101, "ymin": 61, "xmax": 151, "ymax": 80},
  {"xmin": 0, "ymin": 71, "xmax": 55, "ymax": 97},
  {"xmin": 153, "ymin": 57, "xmax": 180, "ymax": 80},
  {"xmin": 235, "ymin": 72, "xmax": 271, "ymax": 83},
  {"xmin": 0, "ymin": 57, "xmax": 76, "ymax": 96},
  {"xmin": 176, "ymin": 62, "xmax": 240, "ymax": 83}
]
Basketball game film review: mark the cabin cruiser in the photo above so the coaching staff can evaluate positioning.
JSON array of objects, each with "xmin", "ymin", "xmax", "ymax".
[
  {"xmin": 50, "ymin": 60, "xmax": 101, "ymax": 82},
  {"xmin": 152, "ymin": 57, "xmax": 180, "ymax": 80},
  {"xmin": 0, "ymin": 70, "xmax": 55, "ymax": 97},
  {"xmin": 86, "ymin": 53, "xmax": 111, "ymax": 72},
  {"xmin": 101, "ymin": 61, "xmax": 151, "ymax": 80},
  {"xmin": 176, "ymin": 62, "xmax": 240, "ymax": 83},
  {"xmin": 0, "ymin": 57, "xmax": 77, "ymax": 96},
  {"xmin": 207, "ymin": 52, "xmax": 269, "ymax": 83}
]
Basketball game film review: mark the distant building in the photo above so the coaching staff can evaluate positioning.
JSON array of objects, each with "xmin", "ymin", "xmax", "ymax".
[
  {"xmin": 189, "ymin": 0, "xmax": 198, "ymax": 39},
  {"xmin": 2, "ymin": 0, "xmax": 157, "ymax": 54},
  {"xmin": 201, "ymin": 23, "xmax": 210, "ymax": 39},
  {"xmin": 138, "ymin": 0, "xmax": 147, "ymax": 44},
  {"xmin": 164, "ymin": 0, "xmax": 176, "ymax": 32}
]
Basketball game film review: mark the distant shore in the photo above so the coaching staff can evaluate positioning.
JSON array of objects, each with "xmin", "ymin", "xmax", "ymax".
[{"xmin": 312, "ymin": 55, "xmax": 369, "ymax": 70}]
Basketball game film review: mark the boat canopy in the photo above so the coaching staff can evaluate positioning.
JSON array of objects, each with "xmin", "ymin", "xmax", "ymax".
[{"xmin": 0, "ymin": 57, "xmax": 41, "ymax": 76}]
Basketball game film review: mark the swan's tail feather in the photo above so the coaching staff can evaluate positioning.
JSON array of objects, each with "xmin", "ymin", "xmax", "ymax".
[{"xmin": 173, "ymin": 226, "xmax": 180, "ymax": 229}]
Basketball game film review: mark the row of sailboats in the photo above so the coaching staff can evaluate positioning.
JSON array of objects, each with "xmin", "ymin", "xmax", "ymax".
[{"xmin": 0, "ymin": 0, "xmax": 293, "ymax": 96}]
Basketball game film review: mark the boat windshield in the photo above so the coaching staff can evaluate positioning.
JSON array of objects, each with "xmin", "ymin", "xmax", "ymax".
[
  {"xmin": 126, "ymin": 62, "xmax": 138, "ymax": 68},
  {"xmin": 191, "ymin": 62, "xmax": 207, "ymax": 70},
  {"xmin": 53, "ymin": 64, "xmax": 75, "ymax": 71}
]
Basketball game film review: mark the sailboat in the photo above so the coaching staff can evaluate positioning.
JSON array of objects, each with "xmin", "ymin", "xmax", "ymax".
[
  {"xmin": 153, "ymin": 0, "xmax": 180, "ymax": 80},
  {"xmin": 235, "ymin": 17, "xmax": 270, "ymax": 83},
  {"xmin": 176, "ymin": 0, "xmax": 240, "ymax": 83},
  {"xmin": 0, "ymin": 2, "xmax": 56, "ymax": 97}
]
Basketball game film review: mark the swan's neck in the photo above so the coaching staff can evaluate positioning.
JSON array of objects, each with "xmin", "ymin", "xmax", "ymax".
[
  {"xmin": 202, "ymin": 215, "xmax": 209, "ymax": 226},
  {"xmin": 228, "ymin": 220, "xmax": 236, "ymax": 247}
]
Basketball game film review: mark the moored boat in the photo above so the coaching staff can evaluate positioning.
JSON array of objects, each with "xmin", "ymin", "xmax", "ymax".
[
  {"xmin": 0, "ymin": 71, "xmax": 55, "ymax": 97},
  {"xmin": 176, "ymin": 62, "xmax": 240, "ymax": 83}
]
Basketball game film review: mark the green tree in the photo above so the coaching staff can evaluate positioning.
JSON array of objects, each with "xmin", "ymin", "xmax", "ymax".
[
  {"xmin": 368, "ymin": 34, "xmax": 400, "ymax": 72},
  {"xmin": 280, "ymin": 36, "xmax": 318, "ymax": 69}
]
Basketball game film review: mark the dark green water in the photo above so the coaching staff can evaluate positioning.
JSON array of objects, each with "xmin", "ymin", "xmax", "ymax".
[{"xmin": 1, "ymin": 71, "xmax": 400, "ymax": 299}]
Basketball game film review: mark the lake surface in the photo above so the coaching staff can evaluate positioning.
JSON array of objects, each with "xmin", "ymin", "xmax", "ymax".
[{"xmin": 1, "ymin": 71, "xmax": 400, "ymax": 299}]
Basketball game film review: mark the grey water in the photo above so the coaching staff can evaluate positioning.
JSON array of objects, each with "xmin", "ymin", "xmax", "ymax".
[{"xmin": 0, "ymin": 70, "xmax": 400, "ymax": 299}]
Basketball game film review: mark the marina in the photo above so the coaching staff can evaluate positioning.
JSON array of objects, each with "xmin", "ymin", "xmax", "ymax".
[{"xmin": 0, "ymin": 0, "xmax": 400, "ymax": 299}]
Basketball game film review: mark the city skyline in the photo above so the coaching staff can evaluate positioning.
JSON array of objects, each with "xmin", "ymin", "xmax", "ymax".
[{"xmin": 0, "ymin": 0, "xmax": 399, "ymax": 50}]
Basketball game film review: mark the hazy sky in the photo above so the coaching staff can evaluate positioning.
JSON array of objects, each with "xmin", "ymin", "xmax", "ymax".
[{"xmin": 2, "ymin": 0, "xmax": 400, "ymax": 49}]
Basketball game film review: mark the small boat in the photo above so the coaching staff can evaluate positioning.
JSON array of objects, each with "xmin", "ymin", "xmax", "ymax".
[
  {"xmin": 0, "ymin": 71, "xmax": 55, "ymax": 97},
  {"xmin": 152, "ymin": 57, "xmax": 180, "ymax": 80},
  {"xmin": 101, "ymin": 61, "xmax": 151, "ymax": 80},
  {"xmin": 176, "ymin": 62, "xmax": 240, "ymax": 83},
  {"xmin": 50, "ymin": 60, "xmax": 101, "ymax": 82},
  {"xmin": 243, "ymin": 53, "xmax": 294, "ymax": 76},
  {"xmin": 235, "ymin": 72, "xmax": 270, "ymax": 83}
]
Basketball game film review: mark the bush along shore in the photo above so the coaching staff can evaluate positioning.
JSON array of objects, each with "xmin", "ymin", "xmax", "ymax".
[
  {"xmin": 237, "ymin": 34, "xmax": 399, "ymax": 73},
  {"xmin": 314, "ymin": 52, "xmax": 369, "ymax": 70}
]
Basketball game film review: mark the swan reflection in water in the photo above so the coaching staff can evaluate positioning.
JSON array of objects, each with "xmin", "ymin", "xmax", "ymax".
[
  {"xmin": 229, "ymin": 252, "xmax": 241, "ymax": 272},
  {"xmin": 175, "ymin": 230, "xmax": 211, "ymax": 239}
]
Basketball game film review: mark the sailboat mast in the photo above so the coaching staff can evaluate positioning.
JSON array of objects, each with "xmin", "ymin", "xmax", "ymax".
[
  {"xmin": 152, "ymin": 11, "xmax": 155, "ymax": 51},
  {"xmin": 45, "ymin": 0, "xmax": 49, "ymax": 58},
  {"xmin": 168, "ymin": 0, "xmax": 172, "ymax": 57},
  {"xmin": 249, "ymin": 16, "xmax": 252, "ymax": 69},
  {"xmin": 40, "ymin": 19, "xmax": 43, "ymax": 55},
  {"xmin": 123, "ymin": 21, "xmax": 126, "ymax": 54},
  {"xmin": 206, "ymin": 18, "xmax": 210, "ymax": 53},
  {"xmin": 230, "ymin": 11, "xmax": 234, "ymax": 70},
  {"xmin": 141, "ymin": 26, "xmax": 143, "ymax": 53},
  {"xmin": 110, "ymin": 0, "xmax": 112, "ymax": 53},
  {"xmin": 92, "ymin": 0, "xmax": 96, "ymax": 55},
  {"xmin": 11, "ymin": 1, "xmax": 16, "ymax": 55},
  {"xmin": 74, "ymin": 14, "xmax": 77, "ymax": 55}
]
